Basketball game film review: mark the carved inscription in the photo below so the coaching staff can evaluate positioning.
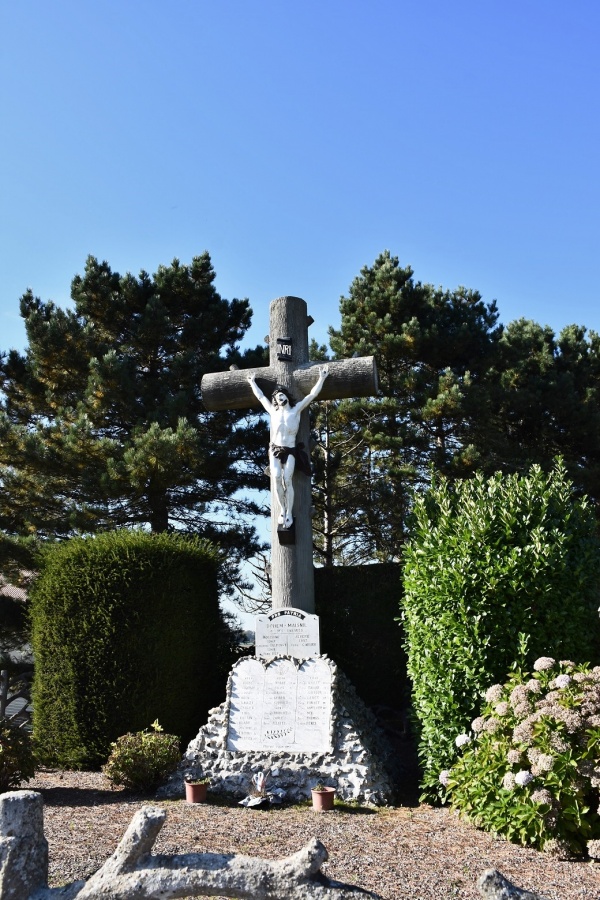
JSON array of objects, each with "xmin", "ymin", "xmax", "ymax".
[
  {"xmin": 255, "ymin": 607, "xmax": 320, "ymax": 659},
  {"xmin": 227, "ymin": 657, "xmax": 332, "ymax": 752}
]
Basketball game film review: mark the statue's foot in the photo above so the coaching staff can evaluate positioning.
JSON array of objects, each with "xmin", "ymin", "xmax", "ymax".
[
  {"xmin": 277, "ymin": 513, "xmax": 285, "ymax": 526},
  {"xmin": 284, "ymin": 514, "xmax": 293, "ymax": 529}
]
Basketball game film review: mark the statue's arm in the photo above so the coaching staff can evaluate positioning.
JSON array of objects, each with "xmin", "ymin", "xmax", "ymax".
[
  {"xmin": 247, "ymin": 372, "xmax": 272, "ymax": 414},
  {"xmin": 295, "ymin": 365, "xmax": 329, "ymax": 412}
]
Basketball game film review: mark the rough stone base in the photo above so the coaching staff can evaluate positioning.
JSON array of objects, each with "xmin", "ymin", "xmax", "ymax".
[{"xmin": 159, "ymin": 656, "xmax": 398, "ymax": 806}]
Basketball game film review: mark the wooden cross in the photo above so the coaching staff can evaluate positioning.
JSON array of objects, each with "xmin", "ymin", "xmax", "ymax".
[{"xmin": 201, "ymin": 296, "xmax": 378, "ymax": 613}]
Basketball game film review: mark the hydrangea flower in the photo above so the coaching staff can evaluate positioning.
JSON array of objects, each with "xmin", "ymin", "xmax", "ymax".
[
  {"xmin": 484, "ymin": 717, "xmax": 502, "ymax": 734},
  {"xmin": 471, "ymin": 716, "xmax": 486, "ymax": 733},
  {"xmin": 495, "ymin": 701, "xmax": 510, "ymax": 717},
  {"xmin": 515, "ymin": 769, "xmax": 533, "ymax": 787},
  {"xmin": 526, "ymin": 679, "xmax": 542, "ymax": 693},
  {"xmin": 485, "ymin": 684, "xmax": 504, "ymax": 703},
  {"xmin": 533, "ymin": 657, "xmax": 556, "ymax": 672},
  {"xmin": 510, "ymin": 683, "xmax": 530, "ymax": 702},
  {"xmin": 531, "ymin": 788, "xmax": 552, "ymax": 806},
  {"xmin": 512, "ymin": 721, "xmax": 534, "ymax": 745},
  {"xmin": 551, "ymin": 674, "xmax": 572, "ymax": 689},
  {"xmin": 502, "ymin": 772, "xmax": 516, "ymax": 790},
  {"xmin": 438, "ymin": 769, "xmax": 451, "ymax": 786},
  {"xmin": 587, "ymin": 839, "xmax": 600, "ymax": 860},
  {"xmin": 532, "ymin": 753, "xmax": 554, "ymax": 775},
  {"xmin": 507, "ymin": 749, "xmax": 522, "ymax": 764},
  {"xmin": 455, "ymin": 733, "xmax": 471, "ymax": 748}
]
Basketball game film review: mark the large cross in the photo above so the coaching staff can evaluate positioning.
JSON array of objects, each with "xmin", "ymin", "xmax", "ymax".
[{"xmin": 201, "ymin": 296, "xmax": 378, "ymax": 614}]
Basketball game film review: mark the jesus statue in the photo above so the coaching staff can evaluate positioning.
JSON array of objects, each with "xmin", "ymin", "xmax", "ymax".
[{"xmin": 247, "ymin": 366, "xmax": 329, "ymax": 530}]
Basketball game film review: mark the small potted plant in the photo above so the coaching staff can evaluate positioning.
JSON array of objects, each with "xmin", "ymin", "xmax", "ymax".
[
  {"xmin": 184, "ymin": 772, "xmax": 210, "ymax": 803},
  {"xmin": 311, "ymin": 780, "xmax": 335, "ymax": 812}
]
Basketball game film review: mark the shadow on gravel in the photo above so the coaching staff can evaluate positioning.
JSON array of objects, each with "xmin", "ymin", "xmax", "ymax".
[{"xmin": 32, "ymin": 785, "xmax": 153, "ymax": 808}]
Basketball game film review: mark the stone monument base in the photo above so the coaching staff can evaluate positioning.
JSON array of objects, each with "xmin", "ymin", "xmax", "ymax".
[{"xmin": 159, "ymin": 656, "xmax": 397, "ymax": 805}]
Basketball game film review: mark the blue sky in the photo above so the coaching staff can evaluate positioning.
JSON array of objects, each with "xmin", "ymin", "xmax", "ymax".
[{"xmin": 2, "ymin": 0, "xmax": 599, "ymax": 359}]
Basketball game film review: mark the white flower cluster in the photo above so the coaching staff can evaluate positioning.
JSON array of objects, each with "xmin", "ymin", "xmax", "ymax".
[
  {"xmin": 587, "ymin": 839, "xmax": 600, "ymax": 860},
  {"xmin": 485, "ymin": 684, "xmax": 504, "ymax": 702},
  {"xmin": 550, "ymin": 674, "xmax": 572, "ymax": 689},
  {"xmin": 438, "ymin": 769, "xmax": 451, "ymax": 787},
  {"xmin": 502, "ymin": 772, "xmax": 516, "ymax": 790},
  {"xmin": 455, "ymin": 733, "xmax": 471, "ymax": 748},
  {"xmin": 533, "ymin": 656, "xmax": 555, "ymax": 672},
  {"xmin": 515, "ymin": 769, "xmax": 533, "ymax": 787}
]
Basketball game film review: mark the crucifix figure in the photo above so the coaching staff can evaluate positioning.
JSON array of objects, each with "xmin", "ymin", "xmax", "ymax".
[
  {"xmin": 247, "ymin": 366, "xmax": 329, "ymax": 530},
  {"xmin": 201, "ymin": 296, "xmax": 378, "ymax": 613}
]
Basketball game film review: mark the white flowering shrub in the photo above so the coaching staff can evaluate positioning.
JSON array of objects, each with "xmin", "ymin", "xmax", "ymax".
[
  {"xmin": 444, "ymin": 659, "xmax": 600, "ymax": 857},
  {"xmin": 402, "ymin": 462, "xmax": 600, "ymax": 802}
]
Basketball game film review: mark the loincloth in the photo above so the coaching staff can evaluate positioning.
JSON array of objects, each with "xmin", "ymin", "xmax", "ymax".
[{"xmin": 269, "ymin": 442, "xmax": 311, "ymax": 476}]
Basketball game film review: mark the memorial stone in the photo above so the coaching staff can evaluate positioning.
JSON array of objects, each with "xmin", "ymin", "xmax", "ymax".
[
  {"xmin": 255, "ymin": 607, "xmax": 320, "ymax": 659},
  {"xmin": 227, "ymin": 657, "xmax": 332, "ymax": 753}
]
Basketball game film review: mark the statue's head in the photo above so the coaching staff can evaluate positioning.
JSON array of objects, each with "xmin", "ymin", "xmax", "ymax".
[{"xmin": 271, "ymin": 385, "xmax": 295, "ymax": 408}]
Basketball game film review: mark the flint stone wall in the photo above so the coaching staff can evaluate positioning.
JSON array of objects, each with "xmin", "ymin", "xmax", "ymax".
[{"xmin": 160, "ymin": 656, "xmax": 397, "ymax": 805}]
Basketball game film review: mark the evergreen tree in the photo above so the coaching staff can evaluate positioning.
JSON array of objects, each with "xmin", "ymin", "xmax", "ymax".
[
  {"xmin": 0, "ymin": 254, "xmax": 267, "ymax": 563},
  {"xmin": 324, "ymin": 251, "xmax": 501, "ymax": 561},
  {"xmin": 479, "ymin": 319, "xmax": 600, "ymax": 506}
]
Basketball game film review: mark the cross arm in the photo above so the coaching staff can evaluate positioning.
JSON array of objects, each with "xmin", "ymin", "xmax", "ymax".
[{"xmin": 201, "ymin": 357, "xmax": 378, "ymax": 412}]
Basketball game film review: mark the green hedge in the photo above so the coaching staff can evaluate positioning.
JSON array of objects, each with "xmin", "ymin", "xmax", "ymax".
[
  {"xmin": 315, "ymin": 562, "xmax": 407, "ymax": 710},
  {"xmin": 31, "ymin": 531, "xmax": 226, "ymax": 768},
  {"xmin": 402, "ymin": 462, "xmax": 600, "ymax": 801}
]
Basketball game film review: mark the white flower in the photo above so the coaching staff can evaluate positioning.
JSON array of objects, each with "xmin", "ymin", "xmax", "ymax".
[
  {"xmin": 495, "ymin": 701, "xmax": 510, "ymax": 717},
  {"xmin": 484, "ymin": 717, "xmax": 502, "ymax": 734},
  {"xmin": 533, "ymin": 657, "xmax": 555, "ymax": 672},
  {"xmin": 485, "ymin": 684, "xmax": 504, "ymax": 702},
  {"xmin": 515, "ymin": 769, "xmax": 533, "ymax": 787},
  {"xmin": 551, "ymin": 674, "xmax": 572, "ymax": 689},
  {"xmin": 471, "ymin": 716, "xmax": 486, "ymax": 733},
  {"xmin": 439, "ymin": 769, "xmax": 451, "ymax": 786},
  {"xmin": 455, "ymin": 733, "xmax": 472, "ymax": 748},
  {"xmin": 531, "ymin": 788, "xmax": 552, "ymax": 806},
  {"xmin": 502, "ymin": 772, "xmax": 516, "ymax": 790},
  {"xmin": 587, "ymin": 839, "xmax": 600, "ymax": 860},
  {"xmin": 537, "ymin": 754, "xmax": 554, "ymax": 773},
  {"xmin": 507, "ymin": 749, "xmax": 522, "ymax": 765}
]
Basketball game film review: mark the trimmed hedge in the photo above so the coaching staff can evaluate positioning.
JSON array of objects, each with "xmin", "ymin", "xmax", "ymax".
[
  {"xmin": 402, "ymin": 462, "xmax": 600, "ymax": 801},
  {"xmin": 30, "ymin": 531, "xmax": 226, "ymax": 769},
  {"xmin": 315, "ymin": 562, "xmax": 407, "ymax": 710}
]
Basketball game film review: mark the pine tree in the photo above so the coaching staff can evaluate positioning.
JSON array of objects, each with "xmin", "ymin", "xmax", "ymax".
[
  {"xmin": 323, "ymin": 251, "xmax": 501, "ymax": 561},
  {"xmin": 0, "ymin": 254, "xmax": 267, "ymax": 562},
  {"xmin": 480, "ymin": 319, "xmax": 600, "ymax": 505}
]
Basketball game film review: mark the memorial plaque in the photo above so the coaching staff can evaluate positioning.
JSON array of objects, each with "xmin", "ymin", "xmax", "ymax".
[
  {"xmin": 255, "ymin": 607, "xmax": 320, "ymax": 659},
  {"xmin": 226, "ymin": 657, "xmax": 332, "ymax": 752}
]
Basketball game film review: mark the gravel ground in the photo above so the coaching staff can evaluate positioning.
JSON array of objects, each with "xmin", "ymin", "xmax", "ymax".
[{"xmin": 18, "ymin": 769, "xmax": 600, "ymax": 900}]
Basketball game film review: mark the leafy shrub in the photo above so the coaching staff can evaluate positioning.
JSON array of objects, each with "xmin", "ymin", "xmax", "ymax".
[
  {"xmin": 102, "ymin": 720, "xmax": 181, "ymax": 791},
  {"xmin": 442, "ymin": 658, "xmax": 600, "ymax": 857},
  {"xmin": 402, "ymin": 462, "xmax": 600, "ymax": 801},
  {"xmin": 31, "ymin": 530, "xmax": 226, "ymax": 768},
  {"xmin": 0, "ymin": 718, "xmax": 35, "ymax": 791}
]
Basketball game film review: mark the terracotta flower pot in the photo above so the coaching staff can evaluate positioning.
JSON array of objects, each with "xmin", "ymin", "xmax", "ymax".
[
  {"xmin": 185, "ymin": 781, "xmax": 208, "ymax": 803},
  {"xmin": 311, "ymin": 786, "xmax": 335, "ymax": 811}
]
